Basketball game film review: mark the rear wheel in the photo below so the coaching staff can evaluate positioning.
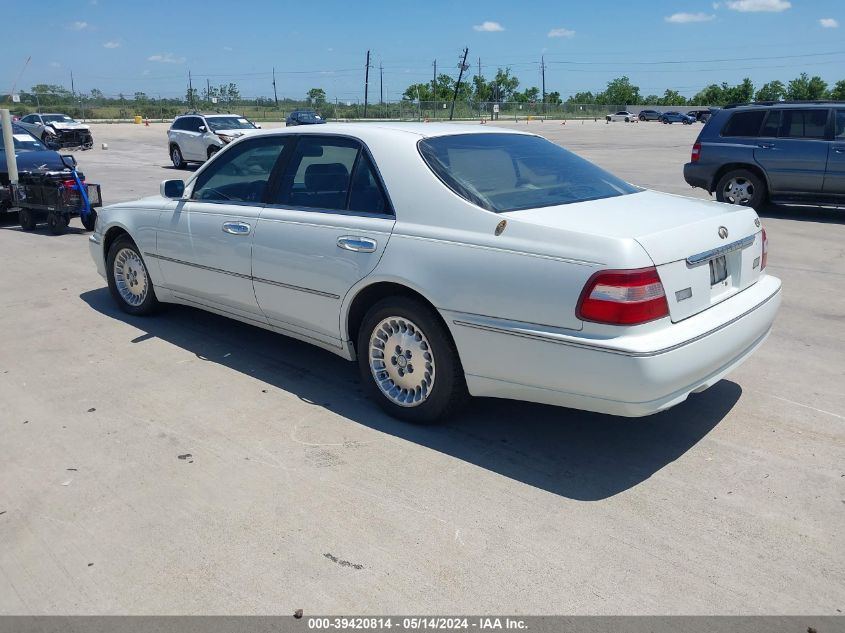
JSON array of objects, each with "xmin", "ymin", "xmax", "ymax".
[
  {"xmin": 170, "ymin": 145, "xmax": 185, "ymax": 169},
  {"xmin": 106, "ymin": 236, "xmax": 159, "ymax": 315},
  {"xmin": 715, "ymin": 169, "xmax": 767, "ymax": 210},
  {"xmin": 357, "ymin": 296, "xmax": 467, "ymax": 423},
  {"xmin": 18, "ymin": 208, "xmax": 37, "ymax": 231},
  {"xmin": 46, "ymin": 212, "xmax": 68, "ymax": 235}
]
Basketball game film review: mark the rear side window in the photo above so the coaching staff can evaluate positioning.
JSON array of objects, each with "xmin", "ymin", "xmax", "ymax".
[
  {"xmin": 721, "ymin": 111, "xmax": 765, "ymax": 137},
  {"xmin": 779, "ymin": 109, "xmax": 828, "ymax": 139},
  {"xmin": 348, "ymin": 153, "xmax": 389, "ymax": 214},
  {"xmin": 171, "ymin": 118, "xmax": 187, "ymax": 131},
  {"xmin": 759, "ymin": 110, "xmax": 781, "ymax": 137},
  {"xmin": 277, "ymin": 136, "xmax": 359, "ymax": 211}
]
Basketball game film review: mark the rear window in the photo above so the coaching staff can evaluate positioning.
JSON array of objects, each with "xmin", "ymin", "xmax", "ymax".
[
  {"xmin": 721, "ymin": 111, "xmax": 765, "ymax": 137},
  {"xmin": 780, "ymin": 109, "xmax": 828, "ymax": 139},
  {"xmin": 418, "ymin": 133, "xmax": 639, "ymax": 213}
]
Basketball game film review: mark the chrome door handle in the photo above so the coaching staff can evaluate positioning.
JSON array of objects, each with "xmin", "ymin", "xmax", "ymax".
[
  {"xmin": 834, "ymin": 146, "xmax": 845, "ymax": 154},
  {"xmin": 757, "ymin": 143, "xmax": 775, "ymax": 149},
  {"xmin": 337, "ymin": 236, "xmax": 377, "ymax": 253},
  {"xmin": 222, "ymin": 221, "xmax": 251, "ymax": 235}
]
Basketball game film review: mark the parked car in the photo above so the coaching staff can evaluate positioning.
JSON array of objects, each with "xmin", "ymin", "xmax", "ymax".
[
  {"xmin": 167, "ymin": 113, "xmax": 260, "ymax": 168},
  {"xmin": 90, "ymin": 124, "xmax": 780, "ymax": 423},
  {"xmin": 1, "ymin": 124, "xmax": 99, "ymax": 232},
  {"xmin": 17, "ymin": 113, "xmax": 93, "ymax": 149},
  {"xmin": 687, "ymin": 109, "xmax": 714, "ymax": 123},
  {"xmin": 605, "ymin": 111, "xmax": 638, "ymax": 122},
  {"xmin": 286, "ymin": 110, "xmax": 327, "ymax": 126},
  {"xmin": 659, "ymin": 111, "xmax": 695, "ymax": 124},
  {"xmin": 684, "ymin": 102, "xmax": 845, "ymax": 209},
  {"xmin": 638, "ymin": 110, "xmax": 662, "ymax": 121}
]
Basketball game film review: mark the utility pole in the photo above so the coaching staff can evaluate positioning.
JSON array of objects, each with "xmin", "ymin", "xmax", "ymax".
[
  {"xmin": 272, "ymin": 67, "xmax": 278, "ymax": 107},
  {"xmin": 379, "ymin": 63, "xmax": 384, "ymax": 105},
  {"xmin": 206, "ymin": 78, "xmax": 211, "ymax": 105},
  {"xmin": 450, "ymin": 48, "xmax": 469, "ymax": 121},
  {"xmin": 541, "ymin": 56, "xmax": 546, "ymax": 115},
  {"xmin": 432, "ymin": 60, "xmax": 437, "ymax": 118},
  {"xmin": 363, "ymin": 50, "xmax": 371, "ymax": 118},
  {"xmin": 188, "ymin": 70, "xmax": 194, "ymax": 109},
  {"xmin": 70, "ymin": 70, "xmax": 75, "ymax": 97}
]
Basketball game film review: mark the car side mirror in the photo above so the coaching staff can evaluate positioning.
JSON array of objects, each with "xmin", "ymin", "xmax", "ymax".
[
  {"xmin": 60, "ymin": 154, "xmax": 77, "ymax": 169},
  {"xmin": 161, "ymin": 179, "xmax": 185, "ymax": 199},
  {"xmin": 198, "ymin": 125, "xmax": 206, "ymax": 132},
  {"xmin": 254, "ymin": 123, "xmax": 262, "ymax": 129}
]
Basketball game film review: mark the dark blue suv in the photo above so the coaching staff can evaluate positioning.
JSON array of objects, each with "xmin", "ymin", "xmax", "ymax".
[{"xmin": 684, "ymin": 102, "xmax": 845, "ymax": 209}]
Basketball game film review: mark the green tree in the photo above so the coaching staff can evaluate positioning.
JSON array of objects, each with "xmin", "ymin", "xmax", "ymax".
[
  {"xmin": 134, "ymin": 92, "xmax": 148, "ymax": 103},
  {"xmin": 489, "ymin": 67, "xmax": 520, "ymax": 101},
  {"xmin": 786, "ymin": 73, "xmax": 828, "ymax": 100},
  {"xmin": 755, "ymin": 80, "xmax": 786, "ymax": 102},
  {"xmin": 723, "ymin": 78, "xmax": 754, "ymax": 104},
  {"xmin": 596, "ymin": 76, "xmax": 641, "ymax": 106},
  {"xmin": 471, "ymin": 75, "xmax": 491, "ymax": 102},
  {"xmin": 546, "ymin": 91, "xmax": 562, "ymax": 105},
  {"xmin": 660, "ymin": 89, "xmax": 687, "ymax": 106},
  {"xmin": 567, "ymin": 91, "xmax": 596, "ymax": 104},
  {"xmin": 403, "ymin": 83, "xmax": 433, "ymax": 102},
  {"xmin": 691, "ymin": 84, "xmax": 724, "ymax": 105},
  {"xmin": 829, "ymin": 79, "xmax": 845, "ymax": 100},
  {"xmin": 641, "ymin": 94, "xmax": 661, "ymax": 105},
  {"xmin": 307, "ymin": 88, "xmax": 326, "ymax": 104}
]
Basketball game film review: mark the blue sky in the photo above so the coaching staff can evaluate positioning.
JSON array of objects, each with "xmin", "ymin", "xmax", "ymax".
[{"xmin": 2, "ymin": 0, "xmax": 843, "ymax": 101}]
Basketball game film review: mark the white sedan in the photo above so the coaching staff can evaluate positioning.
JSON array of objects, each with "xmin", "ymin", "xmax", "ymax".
[
  {"xmin": 605, "ymin": 111, "xmax": 639, "ymax": 122},
  {"xmin": 89, "ymin": 123, "xmax": 780, "ymax": 423}
]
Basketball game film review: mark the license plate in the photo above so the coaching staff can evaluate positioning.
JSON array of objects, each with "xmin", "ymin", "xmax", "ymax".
[{"xmin": 709, "ymin": 256, "xmax": 728, "ymax": 285}]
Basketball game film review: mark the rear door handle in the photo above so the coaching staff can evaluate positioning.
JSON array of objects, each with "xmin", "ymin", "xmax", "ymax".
[
  {"xmin": 834, "ymin": 146, "xmax": 845, "ymax": 154},
  {"xmin": 757, "ymin": 143, "xmax": 775, "ymax": 149},
  {"xmin": 222, "ymin": 221, "xmax": 251, "ymax": 235},
  {"xmin": 337, "ymin": 236, "xmax": 377, "ymax": 253}
]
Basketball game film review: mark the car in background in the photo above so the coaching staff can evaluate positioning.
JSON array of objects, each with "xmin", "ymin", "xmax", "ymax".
[
  {"xmin": 684, "ymin": 102, "xmax": 845, "ymax": 209},
  {"xmin": 605, "ymin": 111, "xmax": 638, "ymax": 123},
  {"xmin": 167, "ymin": 113, "xmax": 260, "ymax": 168},
  {"xmin": 285, "ymin": 110, "xmax": 327, "ymax": 126},
  {"xmin": 687, "ymin": 109, "xmax": 715, "ymax": 123},
  {"xmin": 90, "ymin": 123, "xmax": 779, "ymax": 423},
  {"xmin": 638, "ymin": 110, "xmax": 662, "ymax": 121},
  {"xmin": 17, "ymin": 113, "xmax": 93, "ymax": 149},
  {"xmin": 659, "ymin": 111, "xmax": 695, "ymax": 125}
]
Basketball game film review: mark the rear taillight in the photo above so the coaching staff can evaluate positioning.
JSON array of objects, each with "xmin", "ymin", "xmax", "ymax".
[
  {"xmin": 577, "ymin": 267, "xmax": 669, "ymax": 325},
  {"xmin": 761, "ymin": 228, "xmax": 768, "ymax": 271},
  {"xmin": 691, "ymin": 142, "xmax": 701, "ymax": 162},
  {"xmin": 61, "ymin": 178, "xmax": 84, "ymax": 189}
]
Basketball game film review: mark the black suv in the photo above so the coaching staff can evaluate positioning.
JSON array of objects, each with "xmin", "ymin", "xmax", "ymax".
[
  {"xmin": 684, "ymin": 102, "xmax": 845, "ymax": 209},
  {"xmin": 285, "ymin": 110, "xmax": 326, "ymax": 126}
]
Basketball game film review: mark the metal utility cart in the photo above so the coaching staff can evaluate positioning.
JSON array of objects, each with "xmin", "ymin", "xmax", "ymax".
[{"xmin": 3, "ymin": 159, "xmax": 102, "ymax": 235}]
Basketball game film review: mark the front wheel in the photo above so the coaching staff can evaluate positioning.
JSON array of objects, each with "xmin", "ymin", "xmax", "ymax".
[
  {"xmin": 106, "ymin": 236, "xmax": 160, "ymax": 315},
  {"xmin": 357, "ymin": 296, "xmax": 468, "ymax": 423},
  {"xmin": 18, "ymin": 207, "xmax": 37, "ymax": 231},
  {"xmin": 715, "ymin": 169, "xmax": 767, "ymax": 210},
  {"xmin": 639, "ymin": 115, "xmax": 646, "ymax": 121}
]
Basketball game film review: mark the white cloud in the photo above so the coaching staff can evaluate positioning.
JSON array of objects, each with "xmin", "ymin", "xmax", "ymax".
[
  {"xmin": 712, "ymin": 2, "xmax": 721, "ymax": 8},
  {"xmin": 725, "ymin": 0, "xmax": 791, "ymax": 12},
  {"xmin": 665, "ymin": 12, "xmax": 716, "ymax": 22},
  {"xmin": 222, "ymin": 46, "xmax": 233, "ymax": 51},
  {"xmin": 68, "ymin": 21, "xmax": 89, "ymax": 30},
  {"xmin": 50, "ymin": 61, "xmax": 61, "ymax": 68},
  {"xmin": 147, "ymin": 52, "xmax": 186, "ymax": 64},
  {"xmin": 547, "ymin": 27, "xmax": 575, "ymax": 38},
  {"xmin": 103, "ymin": 41, "xmax": 120, "ymax": 48},
  {"xmin": 819, "ymin": 17, "xmax": 839, "ymax": 28},
  {"xmin": 473, "ymin": 21, "xmax": 505, "ymax": 32}
]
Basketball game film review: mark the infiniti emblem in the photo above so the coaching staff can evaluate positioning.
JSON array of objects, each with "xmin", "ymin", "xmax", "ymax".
[{"xmin": 718, "ymin": 226, "xmax": 729, "ymax": 239}]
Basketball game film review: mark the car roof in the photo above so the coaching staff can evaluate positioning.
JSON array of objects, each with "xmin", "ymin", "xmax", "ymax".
[
  {"xmin": 248, "ymin": 122, "xmax": 533, "ymax": 141},
  {"xmin": 722, "ymin": 101, "xmax": 843, "ymax": 111}
]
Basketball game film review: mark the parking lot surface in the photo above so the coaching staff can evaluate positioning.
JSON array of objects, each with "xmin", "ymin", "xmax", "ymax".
[{"xmin": 0, "ymin": 120, "xmax": 843, "ymax": 614}]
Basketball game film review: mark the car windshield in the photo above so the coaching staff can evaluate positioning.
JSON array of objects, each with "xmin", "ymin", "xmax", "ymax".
[
  {"xmin": 418, "ymin": 133, "xmax": 639, "ymax": 213},
  {"xmin": 42, "ymin": 114, "xmax": 75, "ymax": 123},
  {"xmin": 206, "ymin": 116, "xmax": 257, "ymax": 131},
  {"xmin": 296, "ymin": 112, "xmax": 321, "ymax": 122},
  {"xmin": 1, "ymin": 127, "xmax": 48, "ymax": 152}
]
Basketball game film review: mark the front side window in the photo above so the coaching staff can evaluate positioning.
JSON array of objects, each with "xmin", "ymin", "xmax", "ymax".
[
  {"xmin": 276, "ymin": 136, "xmax": 359, "ymax": 210},
  {"xmin": 779, "ymin": 109, "xmax": 828, "ymax": 139},
  {"xmin": 418, "ymin": 133, "xmax": 639, "ymax": 213},
  {"xmin": 191, "ymin": 137, "xmax": 288, "ymax": 203},
  {"xmin": 722, "ymin": 111, "xmax": 765, "ymax": 137},
  {"xmin": 760, "ymin": 110, "xmax": 782, "ymax": 137}
]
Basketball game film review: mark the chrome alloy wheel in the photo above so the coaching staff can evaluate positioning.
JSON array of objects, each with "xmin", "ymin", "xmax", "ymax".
[
  {"xmin": 369, "ymin": 316, "xmax": 435, "ymax": 408},
  {"xmin": 722, "ymin": 177, "xmax": 755, "ymax": 205},
  {"xmin": 113, "ymin": 248, "xmax": 149, "ymax": 307}
]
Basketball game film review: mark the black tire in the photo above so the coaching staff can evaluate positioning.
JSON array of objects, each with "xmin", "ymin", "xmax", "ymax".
[
  {"xmin": 715, "ymin": 169, "xmax": 767, "ymax": 210},
  {"xmin": 170, "ymin": 144, "xmax": 185, "ymax": 169},
  {"xmin": 41, "ymin": 132, "xmax": 51, "ymax": 143},
  {"xmin": 639, "ymin": 115, "xmax": 646, "ymax": 121},
  {"xmin": 106, "ymin": 235, "xmax": 159, "ymax": 316},
  {"xmin": 207, "ymin": 145, "xmax": 220, "ymax": 160},
  {"xmin": 46, "ymin": 212, "xmax": 69, "ymax": 235},
  {"xmin": 18, "ymin": 207, "xmax": 37, "ymax": 231},
  {"xmin": 81, "ymin": 208, "xmax": 97, "ymax": 232},
  {"xmin": 357, "ymin": 296, "xmax": 468, "ymax": 424}
]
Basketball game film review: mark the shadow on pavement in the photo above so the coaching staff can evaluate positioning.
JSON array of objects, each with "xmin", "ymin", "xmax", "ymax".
[
  {"xmin": 758, "ymin": 202, "xmax": 844, "ymax": 225},
  {"xmin": 81, "ymin": 287, "xmax": 740, "ymax": 501}
]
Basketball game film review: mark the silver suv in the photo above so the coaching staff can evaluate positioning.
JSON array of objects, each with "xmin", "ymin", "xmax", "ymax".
[{"xmin": 167, "ymin": 113, "xmax": 260, "ymax": 168}]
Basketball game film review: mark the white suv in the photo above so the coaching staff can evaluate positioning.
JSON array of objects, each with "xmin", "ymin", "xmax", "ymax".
[{"xmin": 167, "ymin": 113, "xmax": 260, "ymax": 168}]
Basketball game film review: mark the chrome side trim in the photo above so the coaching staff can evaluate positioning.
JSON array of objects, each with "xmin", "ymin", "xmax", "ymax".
[
  {"xmin": 686, "ymin": 234, "xmax": 755, "ymax": 267},
  {"xmin": 146, "ymin": 252, "xmax": 340, "ymax": 299},
  {"xmin": 453, "ymin": 286, "xmax": 780, "ymax": 358}
]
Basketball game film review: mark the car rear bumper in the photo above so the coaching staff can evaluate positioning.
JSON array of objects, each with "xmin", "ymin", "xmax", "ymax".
[
  {"xmin": 447, "ymin": 275, "xmax": 781, "ymax": 417},
  {"xmin": 684, "ymin": 162, "xmax": 712, "ymax": 191}
]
